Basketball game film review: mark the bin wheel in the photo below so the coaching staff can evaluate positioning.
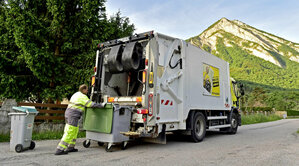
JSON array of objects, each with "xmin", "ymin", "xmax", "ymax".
[
  {"xmin": 29, "ymin": 141, "xmax": 35, "ymax": 150},
  {"xmin": 83, "ymin": 140, "xmax": 90, "ymax": 148},
  {"xmin": 105, "ymin": 144, "xmax": 113, "ymax": 152},
  {"xmin": 121, "ymin": 142, "xmax": 128, "ymax": 150},
  {"xmin": 15, "ymin": 144, "xmax": 23, "ymax": 153},
  {"xmin": 97, "ymin": 142, "xmax": 104, "ymax": 147}
]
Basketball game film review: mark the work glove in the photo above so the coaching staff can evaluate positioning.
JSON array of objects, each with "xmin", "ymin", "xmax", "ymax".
[
  {"xmin": 93, "ymin": 102, "xmax": 106, "ymax": 108},
  {"xmin": 100, "ymin": 102, "xmax": 107, "ymax": 108}
]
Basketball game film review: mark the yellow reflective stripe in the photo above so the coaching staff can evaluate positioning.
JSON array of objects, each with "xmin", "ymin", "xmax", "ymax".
[
  {"xmin": 69, "ymin": 104, "xmax": 85, "ymax": 112},
  {"xmin": 58, "ymin": 143, "xmax": 67, "ymax": 149},
  {"xmin": 59, "ymin": 141, "xmax": 69, "ymax": 146},
  {"xmin": 70, "ymin": 138, "xmax": 77, "ymax": 145}
]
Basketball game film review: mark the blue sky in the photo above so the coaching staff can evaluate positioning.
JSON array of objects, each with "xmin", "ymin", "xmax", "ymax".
[{"xmin": 106, "ymin": 0, "xmax": 299, "ymax": 43}]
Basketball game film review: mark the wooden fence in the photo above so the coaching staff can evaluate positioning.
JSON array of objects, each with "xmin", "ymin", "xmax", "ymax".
[
  {"xmin": 0, "ymin": 102, "xmax": 67, "ymax": 122},
  {"xmin": 18, "ymin": 103, "xmax": 68, "ymax": 121}
]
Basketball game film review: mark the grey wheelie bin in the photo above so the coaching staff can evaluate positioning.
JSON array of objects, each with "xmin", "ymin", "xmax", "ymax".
[{"xmin": 8, "ymin": 106, "xmax": 38, "ymax": 153}]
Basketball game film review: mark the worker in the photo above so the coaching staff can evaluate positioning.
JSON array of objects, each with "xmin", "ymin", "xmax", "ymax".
[{"xmin": 55, "ymin": 84, "xmax": 105, "ymax": 155}]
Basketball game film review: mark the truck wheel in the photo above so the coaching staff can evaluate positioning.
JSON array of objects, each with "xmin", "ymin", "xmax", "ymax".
[
  {"xmin": 191, "ymin": 112, "xmax": 206, "ymax": 142},
  {"xmin": 83, "ymin": 140, "xmax": 91, "ymax": 148},
  {"xmin": 228, "ymin": 113, "xmax": 238, "ymax": 134},
  {"xmin": 29, "ymin": 141, "xmax": 35, "ymax": 150},
  {"xmin": 15, "ymin": 144, "xmax": 23, "ymax": 153}
]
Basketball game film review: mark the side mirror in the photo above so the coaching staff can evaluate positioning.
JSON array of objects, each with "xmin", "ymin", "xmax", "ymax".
[{"xmin": 240, "ymin": 83, "xmax": 245, "ymax": 96}]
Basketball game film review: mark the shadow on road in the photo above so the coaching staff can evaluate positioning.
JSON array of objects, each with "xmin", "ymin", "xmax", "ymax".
[
  {"xmin": 84, "ymin": 130, "xmax": 234, "ymax": 152},
  {"xmin": 166, "ymin": 130, "xmax": 227, "ymax": 143}
]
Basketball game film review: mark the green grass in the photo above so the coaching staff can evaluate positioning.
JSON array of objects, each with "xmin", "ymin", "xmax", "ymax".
[
  {"xmin": 297, "ymin": 129, "xmax": 299, "ymax": 134},
  {"xmin": 0, "ymin": 133, "xmax": 10, "ymax": 142},
  {"xmin": 242, "ymin": 114, "xmax": 282, "ymax": 125},
  {"xmin": 0, "ymin": 131, "xmax": 86, "ymax": 142}
]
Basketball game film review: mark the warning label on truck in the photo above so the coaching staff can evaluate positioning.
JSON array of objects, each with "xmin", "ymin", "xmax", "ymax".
[{"xmin": 203, "ymin": 64, "xmax": 220, "ymax": 96}]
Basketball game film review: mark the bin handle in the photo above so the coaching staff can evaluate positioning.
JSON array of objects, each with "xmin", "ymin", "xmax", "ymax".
[
  {"xmin": 7, "ymin": 109, "xmax": 36, "ymax": 116},
  {"xmin": 7, "ymin": 112, "xmax": 27, "ymax": 116}
]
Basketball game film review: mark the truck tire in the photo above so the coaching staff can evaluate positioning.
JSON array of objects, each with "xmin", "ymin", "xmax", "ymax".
[
  {"xmin": 221, "ymin": 112, "xmax": 238, "ymax": 134},
  {"xmin": 191, "ymin": 112, "xmax": 206, "ymax": 142},
  {"xmin": 227, "ymin": 113, "xmax": 238, "ymax": 134}
]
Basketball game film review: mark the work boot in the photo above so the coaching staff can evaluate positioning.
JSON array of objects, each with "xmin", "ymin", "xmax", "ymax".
[
  {"xmin": 55, "ymin": 149, "xmax": 68, "ymax": 155},
  {"xmin": 66, "ymin": 147, "xmax": 78, "ymax": 153}
]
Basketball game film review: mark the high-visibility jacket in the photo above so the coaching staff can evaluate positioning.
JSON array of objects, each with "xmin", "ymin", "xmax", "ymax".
[{"xmin": 67, "ymin": 92, "xmax": 96, "ymax": 112}]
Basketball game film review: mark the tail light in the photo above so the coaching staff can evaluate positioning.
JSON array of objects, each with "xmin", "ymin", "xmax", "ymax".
[
  {"xmin": 94, "ymin": 67, "xmax": 97, "ymax": 73},
  {"xmin": 91, "ymin": 76, "xmax": 96, "ymax": 86},
  {"xmin": 148, "ymin": 93, "xmax": 153, "ymax": 116},
  {"xmin": 145, "ymin": 59, "xmax": 148, "ymax": 66},
  {"xmin": 108, "ymin": 97, "xmax": 115, "ymax": 103},
  {"xmin": 136, "ymin": 97, "xmax": 142, "ymax": 102},
  {"xmin": 137, "ymin": 109, "xmax": 148, "ymax": 114}
]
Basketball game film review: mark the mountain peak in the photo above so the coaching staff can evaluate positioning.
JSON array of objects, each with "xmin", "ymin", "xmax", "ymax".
[
  {"xmin": 189, "ymin": 18, "xmax": 299, "ymax": 67},
  {"xmin": 220, "ymin": 17, "xmax": 230, "ymax": 22}
]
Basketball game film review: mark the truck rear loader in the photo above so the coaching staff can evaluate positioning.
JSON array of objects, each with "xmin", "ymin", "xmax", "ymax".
[{"xmin": 83, "ymin": 31, "xmax": 244, "ymax": 151}]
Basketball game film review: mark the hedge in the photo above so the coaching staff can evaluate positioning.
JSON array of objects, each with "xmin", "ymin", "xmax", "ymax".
[{"xmin": 287, "ymin": 110, "xmax": 299, "ymax": 116}]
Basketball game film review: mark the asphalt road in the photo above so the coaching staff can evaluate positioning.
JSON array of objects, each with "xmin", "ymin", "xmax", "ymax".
[{"xmin": 1, "ymin": 119, "xmax": 298, "ymax": 166}]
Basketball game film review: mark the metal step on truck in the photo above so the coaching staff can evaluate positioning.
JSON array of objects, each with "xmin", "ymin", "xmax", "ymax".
[{"xmin": 82, "ymin": 31, "xmax": 244, "ymax": 152}]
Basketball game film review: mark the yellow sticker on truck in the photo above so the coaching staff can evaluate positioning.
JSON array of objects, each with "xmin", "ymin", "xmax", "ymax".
[{"xmin": 203, "ymin": 64, "xmax": 220, "ymax": 96}]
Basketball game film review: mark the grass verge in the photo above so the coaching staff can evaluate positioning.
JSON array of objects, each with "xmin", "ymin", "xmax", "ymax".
[
  {"xmin": 242, "ymin": 114, "xmax": 282, "ymax": 125},
  {"xmin": 0, "ymin": 131, "xmax": 86, "ymax": 142},
  {"xmin": 0, "ymin": 134, "xmax": 10, "ymax": 142}
]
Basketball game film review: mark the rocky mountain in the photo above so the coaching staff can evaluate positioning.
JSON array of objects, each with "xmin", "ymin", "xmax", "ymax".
[{"xmin": 187, "ymin": 18, "xmax": 299, "ymax": 91}]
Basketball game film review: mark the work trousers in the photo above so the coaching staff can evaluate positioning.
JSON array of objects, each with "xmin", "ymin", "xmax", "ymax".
[{"xmin": 57, "ymin": 109, "xmax": 81, "ymax": 151}]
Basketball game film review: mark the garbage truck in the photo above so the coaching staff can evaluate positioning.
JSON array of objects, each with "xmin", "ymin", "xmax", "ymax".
[{"xmin": 83, "ymin": 31, "xmax": 244, "ymax": 151}]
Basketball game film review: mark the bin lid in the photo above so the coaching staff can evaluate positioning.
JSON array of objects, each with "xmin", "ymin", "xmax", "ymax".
[{"xmin": 12, "ymin": 106, "xmax": 38, "ymax": 113}]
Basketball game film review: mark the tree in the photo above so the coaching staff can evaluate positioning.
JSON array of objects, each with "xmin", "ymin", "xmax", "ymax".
[{"xmin": 0, "ymin": 0, "xmax": 134, "ymax": 102}]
